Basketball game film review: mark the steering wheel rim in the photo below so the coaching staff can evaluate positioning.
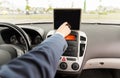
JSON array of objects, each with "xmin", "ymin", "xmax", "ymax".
[{"xmin": 0, "ymin": 22, "xmax": 31, "ymax": 52}]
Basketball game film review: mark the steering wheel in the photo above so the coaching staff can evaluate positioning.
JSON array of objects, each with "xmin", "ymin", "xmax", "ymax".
[{"xmin": 0, "ymin": 22, "xmax": 31, "ymax": 65}]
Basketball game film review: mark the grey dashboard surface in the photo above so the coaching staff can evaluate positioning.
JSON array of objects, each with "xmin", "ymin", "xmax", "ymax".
[{"xmin": 17, "ymin": 23, "xmax": 120, "ymax": 61}]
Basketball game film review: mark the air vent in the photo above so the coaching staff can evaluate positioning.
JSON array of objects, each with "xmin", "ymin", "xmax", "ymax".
[
  {"xmin": 80, "ymin": 36, "xmax": 86, "ymax": 41},
  {"xmin": 47, "ymin": 35, "xmax": 52, "ymax": 38},
  {"xmin": 79, "ymin": 43, "xmax": 85, "ymax": 56}
]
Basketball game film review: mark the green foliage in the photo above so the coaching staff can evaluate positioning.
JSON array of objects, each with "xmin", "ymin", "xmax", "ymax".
[
  {"xmin": 46, "ymin": 6, "xmax": 53, "ymax": 13},
  {"xmin": 83, "ymin": 0, "xmax": 86, "ymax": 13},
  {"xmin": 25, "ymin": 5, "xmax": 31, "ymax": 11},
  {"xmin": 88, "ymin": 11, "xmax": 97, "ymax": 14}
]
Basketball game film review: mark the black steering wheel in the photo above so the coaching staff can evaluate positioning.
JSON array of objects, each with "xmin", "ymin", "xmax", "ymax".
[{"xmin": 0, "ymin": 22, "xmax": 31, "ymax": 65}]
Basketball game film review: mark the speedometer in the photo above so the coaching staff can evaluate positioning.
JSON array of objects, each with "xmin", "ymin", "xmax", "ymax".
[
  {"xmin": 20, "ymin": 37, "xmax": 25, "ymax": 45},
  {"xmin": 34, "ymin": 35, "xmax": 42, "ymax": 44},
  {"xmin": 10, "ymin": 35, "xmax": 18, "ymax": 44}
]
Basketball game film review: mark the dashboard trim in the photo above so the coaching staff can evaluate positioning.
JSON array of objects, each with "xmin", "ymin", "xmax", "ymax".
[{"xmin": 84, "ymin": 58, "xmax": 120, "ymax": 69}]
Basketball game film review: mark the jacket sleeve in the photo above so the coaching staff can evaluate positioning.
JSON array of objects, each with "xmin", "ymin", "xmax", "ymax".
[{"xmin": 0, "ymin": 34, "xmax": 68, "ymax": 78}]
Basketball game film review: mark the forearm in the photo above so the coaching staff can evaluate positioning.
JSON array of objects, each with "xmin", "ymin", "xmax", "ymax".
[{"xmin": 0, "ymin": 34, "xmax": 67, "ymax": 78}]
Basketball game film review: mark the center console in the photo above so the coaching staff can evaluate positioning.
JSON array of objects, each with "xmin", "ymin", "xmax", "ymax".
[
  {"xmin": 47, "ymin": 8, "xmax": 87, "ymax": 75},
  {"xmin": 46, "ymin": 30, "xmax": 87, "ymax": 74}
]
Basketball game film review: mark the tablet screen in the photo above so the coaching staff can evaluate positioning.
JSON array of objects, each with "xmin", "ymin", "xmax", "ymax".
[{"xmin": 54, "ymin": 9, "xmax": 81, "ymax": 30}]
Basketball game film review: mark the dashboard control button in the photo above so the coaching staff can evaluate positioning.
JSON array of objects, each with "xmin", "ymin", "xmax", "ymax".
[
  {"xmin": 60, "ymin": 62, "xmax": 67, "ymax": 70},
  {"xmin": 72, "ymin": 63, "xmax": 79, "ymax": 70}
]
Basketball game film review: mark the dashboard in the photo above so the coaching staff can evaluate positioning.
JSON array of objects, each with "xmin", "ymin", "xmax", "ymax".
[
  {"xmin": 1, "ymin": 22, "xmax": 120, "ymax": 77},
  {"xmin": 16, "ymin": 22, "xmax": 120, "ymax": 70}
]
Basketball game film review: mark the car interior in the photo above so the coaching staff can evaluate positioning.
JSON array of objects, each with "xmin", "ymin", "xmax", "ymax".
[{"xmin": 0, "ymin": 0, "xmax": 120, "ymax": 78}]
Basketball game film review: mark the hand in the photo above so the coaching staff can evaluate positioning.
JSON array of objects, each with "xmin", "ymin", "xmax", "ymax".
[{"xmin": 56, "ymin": 22, "xmax": 71, "ymax": 37}]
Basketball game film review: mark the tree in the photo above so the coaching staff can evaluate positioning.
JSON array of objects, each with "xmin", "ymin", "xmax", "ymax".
[
  {"xmin": 97, "ymin": 0, "xmax": 107, "ymax": 15},
  {"xmin": 25, "ymin": 0, "xmax": 31, "ymax": 15},
  {"xmin": 0, "ymin": 2, "xmax": 2, "ymax": 9},
  {"xmin": 83, "ymin": 0, "xmax": 86, "ymax": 13},
  {"xmin": 46, "ymin": 5, "xmax": 53, "ymax": 13}
]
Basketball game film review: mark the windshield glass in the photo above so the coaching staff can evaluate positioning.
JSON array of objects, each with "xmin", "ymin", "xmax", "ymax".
[{"xmin": 0, "ymin": 0, "xmax": 120, "ymax": 24}]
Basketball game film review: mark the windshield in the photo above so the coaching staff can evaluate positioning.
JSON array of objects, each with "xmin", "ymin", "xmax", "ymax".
[{"xmin": 0, "ymin": 0, "xmax": 120, "ymax": 24}]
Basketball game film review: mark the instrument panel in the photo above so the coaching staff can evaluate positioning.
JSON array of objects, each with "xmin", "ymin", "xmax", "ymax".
[{"xmin": 0, "ymin": 27, "xmax": 43, "ymax": 48}]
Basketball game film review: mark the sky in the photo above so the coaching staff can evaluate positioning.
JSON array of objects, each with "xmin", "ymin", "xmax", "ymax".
[{"xmin": 0, "ymin": 0, "xmax": 120, "ymax": 11}]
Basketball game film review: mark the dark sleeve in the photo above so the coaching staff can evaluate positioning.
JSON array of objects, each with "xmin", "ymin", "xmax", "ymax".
[{"xmin": 0, "ymin": 34, "xmax": 68, "ymax": 78}]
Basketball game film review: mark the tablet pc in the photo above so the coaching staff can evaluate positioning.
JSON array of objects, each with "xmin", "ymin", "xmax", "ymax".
[{"xmin": 54, "ymin": 9, "xmax": 81, "ymax": 30}]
